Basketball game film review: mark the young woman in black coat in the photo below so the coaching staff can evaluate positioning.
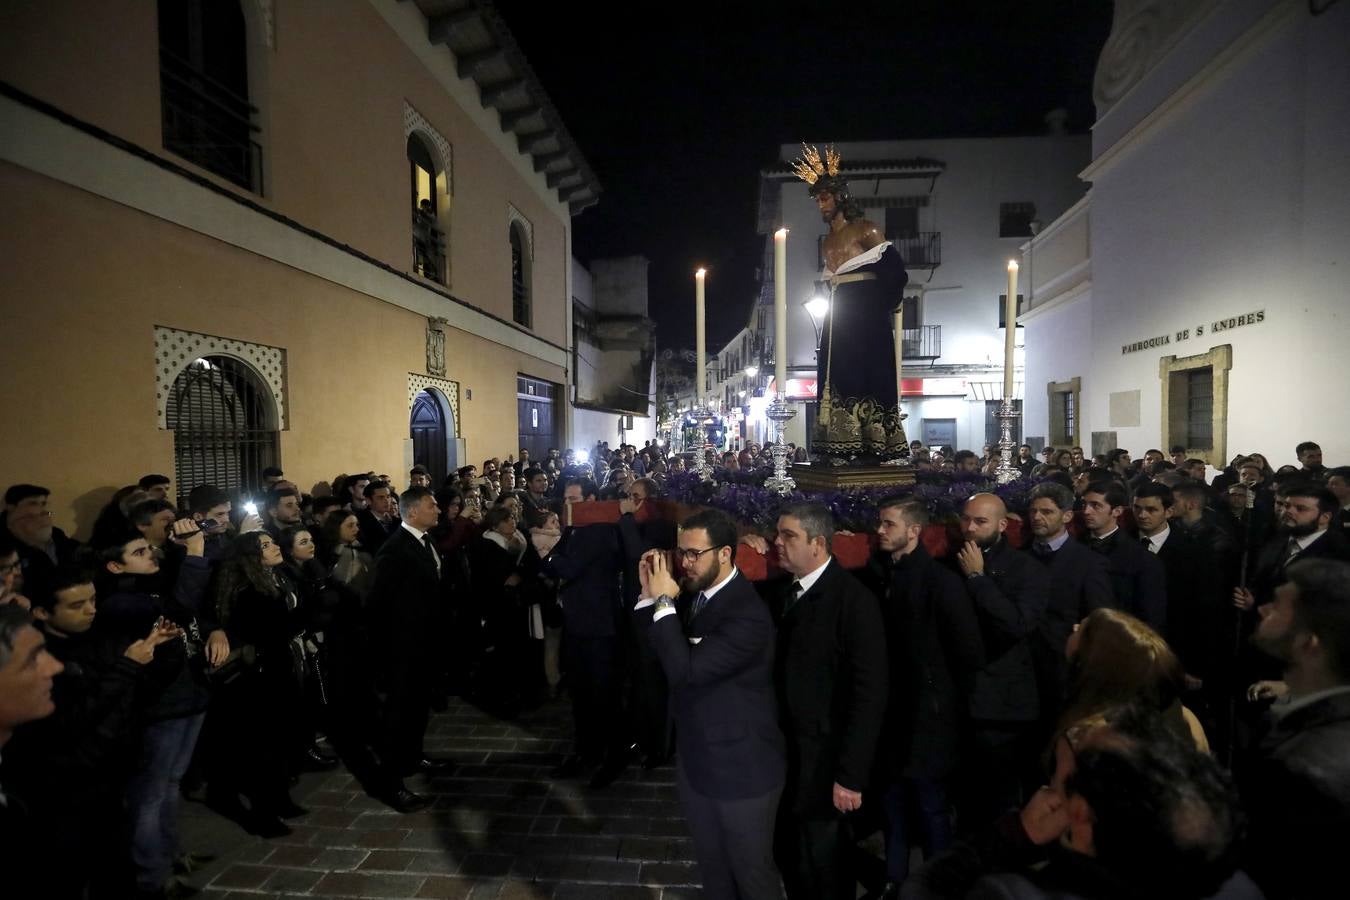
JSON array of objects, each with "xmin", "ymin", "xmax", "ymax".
[{"xmin": 211, "ymin": 531, "xmax": 308, "ymax": 836}]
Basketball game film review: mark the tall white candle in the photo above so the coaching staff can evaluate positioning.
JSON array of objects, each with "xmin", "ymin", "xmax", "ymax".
[
  {"xmin": 894, "ymin": 307, "xmax": 904, "ymax": 401},
  {"xmin": 696, "ymin": 268, "xmax": 707, "ymax": 404},
  {"xmin": 774, "ymin": 229, "xmax": 788, "ymax": 395},
  {"xmin": 1004, "ymin": 260, "xmax": 1019, "ymax": 401}
]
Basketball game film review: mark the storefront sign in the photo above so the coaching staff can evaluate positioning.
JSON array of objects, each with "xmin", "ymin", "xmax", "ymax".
[{"xmin": 1121, "ymin": 309, "xmax": 1265, "ymax": 354}]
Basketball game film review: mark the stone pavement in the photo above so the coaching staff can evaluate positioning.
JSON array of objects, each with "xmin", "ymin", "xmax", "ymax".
[{"xmin": 183, "ymin": 696, "xmax": 703, "ymax": 899}]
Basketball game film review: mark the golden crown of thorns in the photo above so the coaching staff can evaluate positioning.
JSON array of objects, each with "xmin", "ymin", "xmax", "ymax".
[{"xmin": 790, "ymin": 143, "xmax": 841, "ymax": 185}]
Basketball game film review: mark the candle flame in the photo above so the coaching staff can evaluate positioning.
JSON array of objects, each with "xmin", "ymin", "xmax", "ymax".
[
  {"xmin": 775, "ymin": 228, "xmax": 788, "ymax": 239},
  {"xmin": 1007, "ymin": 259, "xmax": 1019, "ymax": 271},
  {"xmin": 696, "ymin": 268, "xmax": 706, "ymax": 278}
]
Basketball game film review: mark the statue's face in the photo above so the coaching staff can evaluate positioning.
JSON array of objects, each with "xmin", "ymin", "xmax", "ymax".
[{"xmin": 816, "ymin": 191, "xmax": 838, "ymax": 223}]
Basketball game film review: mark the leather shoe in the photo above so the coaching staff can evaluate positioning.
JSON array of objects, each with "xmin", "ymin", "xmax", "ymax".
[
  {"xmin": 242, "ymin": 812, "xmax": 292, "ymax": 839},
  {"xmin": 172, "ymin": 851, "xmax": 218, "ymax": 876},
  {"xmin": 302, "ymin": 746, "xmax": 340, "ymax": 771},
  {"xmin": 588, "ymin": 757, "xmax": 628, "ymax": 789},
  {"xmin": 381, "ymin": 786, "xmax": 432, "ymax": 813},
  {"xmin": 275, "ymin": 799, "xmax": 309, "ymax": 820},
  {"xmin": 551, "ymin": 753, "xmax": 586, "ymax": 778},
  {"xmin": 413, "ymin": 756, "xmax": 457, "ymax": 775}
]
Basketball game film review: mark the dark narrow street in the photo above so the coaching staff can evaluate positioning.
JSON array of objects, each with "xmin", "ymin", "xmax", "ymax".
[{"xmin": 186, "ymin": 697, "xmax": 702, "ymax": 899}]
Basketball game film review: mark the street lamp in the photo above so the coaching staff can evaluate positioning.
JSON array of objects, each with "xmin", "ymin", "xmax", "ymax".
[
  {"xmin": 744, "ymin": 365, "xmax": 758, "ymax": 378},
  {"xmin": 803, "ymin": 293, "xmax": 829, "ymax": 353}
]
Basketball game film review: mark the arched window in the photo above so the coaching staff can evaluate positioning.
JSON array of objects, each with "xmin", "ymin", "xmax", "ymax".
[
  {"xmin": 511, "ymin": 223, "xmax": 531, "ymax": 328},
  {"xmin": 167, "ymin": 356, "xmax": 279, "ymax": 504},
  {"xmin": 158, "ymin": 0, "xmax": 262, "ymax": 192},
  {"xmin": 408, "ymin": 133, "xmax": 446, "ymax": 284}
]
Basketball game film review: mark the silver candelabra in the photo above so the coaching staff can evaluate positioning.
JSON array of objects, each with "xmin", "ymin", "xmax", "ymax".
[
  {"xmin": 994, "ymin": 399, "xmax": 1022, "ymax": 484},
  {"xmin": 763, "ymin": 394, "xmax": 798, "ymax": 494}
]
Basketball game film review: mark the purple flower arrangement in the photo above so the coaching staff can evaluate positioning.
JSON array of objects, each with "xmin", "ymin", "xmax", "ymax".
[{"xmin": 661, "ymin": 468, "xmax": 1038, "ymax": 532}]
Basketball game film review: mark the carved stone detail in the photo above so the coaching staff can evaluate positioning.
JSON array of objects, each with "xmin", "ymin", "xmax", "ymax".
[{"xmin": 1092, "ymin": 0, "xmax": 1218, "ymax": 117}]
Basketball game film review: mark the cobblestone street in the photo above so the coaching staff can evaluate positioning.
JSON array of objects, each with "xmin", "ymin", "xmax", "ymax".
[{"xmin": 184, "ymin": 697, "xmax": 702, "ymax": 899}]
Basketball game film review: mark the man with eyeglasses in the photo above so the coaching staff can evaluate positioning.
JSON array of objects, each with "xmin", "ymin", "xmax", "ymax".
[
  {"xmin": 638, "ymin": 509, "xmax": 784, "ymax": 900},
  {"xmin": 2, "ymin": 484, "xmax": 81, "ymax": 600}
]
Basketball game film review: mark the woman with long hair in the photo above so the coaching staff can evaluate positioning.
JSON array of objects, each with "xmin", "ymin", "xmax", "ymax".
[
  {"xmin": 323, "ymin": 509, "xmax": 372, "ymax": 600},
  {"xmin": 277, "ymin": 526, "xmax": 340, "ymax": 773},
  {"xmin": 1058, "ymin": 608, "xmax": 1209, "ymax": 752},
  {"xmin": 211, "ymin": 531, "xmax": 308, "ymax": 836}
]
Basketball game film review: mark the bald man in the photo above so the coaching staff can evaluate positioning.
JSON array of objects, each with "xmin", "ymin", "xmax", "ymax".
[{"xmin": 952, "ymin": 493, "xmax": 1049, "ymax": 832}]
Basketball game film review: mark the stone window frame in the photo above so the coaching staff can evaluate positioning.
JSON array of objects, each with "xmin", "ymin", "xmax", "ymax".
[
  {"xmin": 1159, "ymin": 344, "xmax": 1232, "ymax": 466},
  {"xmin": 404, "ymin": 101, "xmax": 454, "ymax": 286},
  {"xmin": 1046, "ymin": 376, "xmax": 1082, "ymax": 447}
]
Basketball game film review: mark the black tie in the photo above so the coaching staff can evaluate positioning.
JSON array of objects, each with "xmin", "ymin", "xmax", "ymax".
[
  {"xmin": 422, "ymin": 533, "xmax": 441, "ymax": 576},
  {"xmin": 784, "ymin": 581, "xmax": 804, "ymax": 615},
  {"xmin": 690, "ymin": 591, "xmax": 709, "ymax": 619},
  {"xmin": 1282, "ymin": 538, "xmax": 1302, "ymax": 567},
  {"xmin": 1034, "ymin": 542, "xmax": 1053, "ymax": 559},
  {"xmin": 1090, "ymin": 535, "xmax": 1111, "ymax": 554},
  {"xmin": 1141, "ymin": 537, "xmax": 1153, "ymax": 551}
]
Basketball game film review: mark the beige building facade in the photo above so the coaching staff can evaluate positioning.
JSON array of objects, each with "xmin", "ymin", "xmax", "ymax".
[{"xmin": 0, "ymin": 0, "xmax": 600, "ymax": 536}]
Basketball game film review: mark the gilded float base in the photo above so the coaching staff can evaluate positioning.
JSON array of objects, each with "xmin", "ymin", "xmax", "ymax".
[{"xmin": 790, "ymin": 463, "xmax": 916, "ymax": 491}]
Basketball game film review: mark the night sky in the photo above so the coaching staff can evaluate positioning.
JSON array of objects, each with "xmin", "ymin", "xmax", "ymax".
[{"xmin": 495, "ymin": 2, "xmax": 1114, "ymax": 352}]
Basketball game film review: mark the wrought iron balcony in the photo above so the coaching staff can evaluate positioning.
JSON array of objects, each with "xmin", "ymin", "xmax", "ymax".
[
  {"xmin": 902, "ymin": 325, "xmax": 941, "ymax": 360},
  {"xmin": 412, "ymin": 213, "xmax": 447, "ymax": 284},
  {"xmin": 894, "ymin": 232, "xmax": 941, "ymax": 269},
  {"xmin": 159, "ymin": 49, "xmax": 263, "ymax": 193}
]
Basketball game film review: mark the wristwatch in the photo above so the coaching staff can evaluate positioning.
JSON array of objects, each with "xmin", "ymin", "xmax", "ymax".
[
  {"xmin": 654, "ymin": 595, "xmax": 676, "ymax": 615},
  {"xmin": 965, "ymin": 571, "xmax": 984, "ymax": 581}
]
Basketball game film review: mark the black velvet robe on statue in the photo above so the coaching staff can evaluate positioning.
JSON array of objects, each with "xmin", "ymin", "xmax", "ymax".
[{"xmin": 814, "ymin": 241, "xmax": 909, "ymax": 463}]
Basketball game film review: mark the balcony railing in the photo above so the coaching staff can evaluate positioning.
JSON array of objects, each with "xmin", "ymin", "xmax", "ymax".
[
  {"xmin": 159, "ymin": 49, "xmax": 262, "ymax": 193},
  {"xmin": 902, "ymin": 325, "xmax": 941, "ymax": 360},
  {"xmin": 413, "ymin": 212, "xmax": 447, "ymax": 284},
  {"xmin": 893, "ymin": 232, "xmax": 941, "ymax": 268}
]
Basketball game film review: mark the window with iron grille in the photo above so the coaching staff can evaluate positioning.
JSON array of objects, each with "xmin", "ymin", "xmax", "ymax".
[
  {"xmin": 1000, "ymin": 202, "xmax": 1036, "ymax": 238},
  {"xmin": 1185, "ymin": 367, "xmax": 1214, "ymax": 448},
  {"xmin": 1061, "ymin": 390, "xmax": 1076, "ymax": 444},
  {"xmin": 511, "ymin": 225, "xmax": 531, "ymax": 327},
  {"xmin": 166, "ymin": 357, "xmax": 279, "ymax": 507},
  {"xmin": 158, "ymin": 0, "xmax": 262, "ymax": 193}
]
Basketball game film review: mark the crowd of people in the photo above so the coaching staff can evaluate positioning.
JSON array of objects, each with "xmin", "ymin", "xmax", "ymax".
[{"xmin": 0, "ymin": 437, "xmax": 1347, "ymax": 900}]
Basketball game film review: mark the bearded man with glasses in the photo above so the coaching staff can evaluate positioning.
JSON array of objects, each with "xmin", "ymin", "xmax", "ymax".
[{"xmin": 639, "ymin": 509, "xmax": 785, "ymax": 900}]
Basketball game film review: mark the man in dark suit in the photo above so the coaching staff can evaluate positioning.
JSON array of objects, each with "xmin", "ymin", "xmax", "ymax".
[
  {"xmin": 1326, "ymin": 467, "xmax": 1350, "ymax": 537},
  {"xmin": 1236, "ymin": 484, "xmax": 1350, "ymax": 614},
  {"xmin": 638, "ymin": 509, "xmax": 785, "ymax": 900},
  {"xmin": 1133, "ymin": 483, "xmax": 1223, "ymax": 684},
  {"xmin": 543, "ymin": 479, "xmax": 626, "ymax": 786},
  {"xmin": 953, "ymin": 493, "xmax": 1049, "ymax": 831},
  {"xmin": 617, "ymin": 478, "xmax": 676, "ymax": 768},
  {"xmin": 2, "ymin": 484, "xmax": 81, "ymax": 602},
  {"xmin": 772, "ymin": 501, "xmax": 888, "ymax": 900},
  {"xmin": 1080, "ymin": 484, "xmax": 1167, "ymax": 633},
  {"xmin": 1024, "ymin": 483, "xmax": 1113, "ymax": 729},
  {"xmin": 1240, "ymin": 558, "xmax": 1350, "ymax": 900},
  {"xmin": 865, "ymin": 497, "xmax": 983, "ymax": 896},
  {"xmin": 356, "ymin": 480, "xmax": 401, "ymax": 554},
  {"xmin": 367, "ymin": 485, "xmax": 455, "ymax": 812}
]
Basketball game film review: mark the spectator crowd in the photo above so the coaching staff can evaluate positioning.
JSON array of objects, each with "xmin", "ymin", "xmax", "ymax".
[{"xmin": 0, "ymin": 437, "xmax": 1347, "ymax": 900}]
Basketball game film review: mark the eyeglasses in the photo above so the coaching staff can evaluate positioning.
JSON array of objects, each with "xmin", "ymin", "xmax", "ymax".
[
  {"xmin": 678, "ymin": 546, "xmax": 725, "ymax": 564},
  {"xmin": 0, "ymin": 561, "xmax": 20, "ymax": 576}
]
